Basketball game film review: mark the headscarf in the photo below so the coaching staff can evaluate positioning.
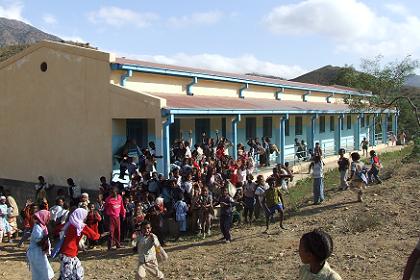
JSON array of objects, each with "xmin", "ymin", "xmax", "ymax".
[
  {"xmin": 68, "ymin": 208, "xmax": 88, "ymax": 236},
  {"xmin": 34, "ymin": 210, "xmax": 51, "ymax": 234}
]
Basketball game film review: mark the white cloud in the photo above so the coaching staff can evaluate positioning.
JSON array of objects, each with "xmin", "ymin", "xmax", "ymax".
[
  {"xmin": 263, "ymin": 0, "xmax": 420, "ymax": 57},
  {"xmin": 42, "ymin": 14, "xmax": 57, "ymax": 25},
  {"xmin": 121, "ymin": 52, "xmax": 307, "ymax": 79},
  {"xmin": 168, "ymin": 11, "xmax": 223, "ymax": 28},
  {"xmin": 384, "ymin": 3, "xmax": 409, "ymax": 16},
  {"xmin": 88, "ymin": 6, "xmax": 158, "ymax": 28},
  {"xmin": 0, "ymin": 1, "xmax": 28, "ymax": 22}
]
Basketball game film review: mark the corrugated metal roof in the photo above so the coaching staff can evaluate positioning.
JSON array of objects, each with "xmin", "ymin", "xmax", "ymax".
[
  {"xmin": 115, "ymin": 57, "xmax": 364, "ymax": 95},
  {"xmin": 150, "ymin": 93, "xmax": 349, "ymax": 113}
]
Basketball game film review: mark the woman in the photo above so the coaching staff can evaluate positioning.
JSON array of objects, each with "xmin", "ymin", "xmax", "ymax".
[
  {"xmin": 0, "ymin": 196, "xmax": 13, "ymax": 243},
  {"xmin": 59, "ymin": 208, "xmax": 100, "ymax": 280},
  {"xmin": 27, "ymin": 210, "xmax": 54, "ymax": 280}
]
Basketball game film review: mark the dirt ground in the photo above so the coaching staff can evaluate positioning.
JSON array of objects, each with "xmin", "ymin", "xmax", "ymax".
[{"xmin": 1, "ymin": 160, "xmax": 419, "ymax": 280}]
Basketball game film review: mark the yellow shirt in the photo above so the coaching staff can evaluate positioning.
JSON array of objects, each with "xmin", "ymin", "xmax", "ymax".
[{"xmin": 299, "ymin": 261, "xmax": 342, "ymax": 280}]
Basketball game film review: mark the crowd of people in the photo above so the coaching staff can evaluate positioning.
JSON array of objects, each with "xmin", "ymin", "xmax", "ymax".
[{"xmin": 0, "ymin": 130, "xmax": 416, "ymax": 280}]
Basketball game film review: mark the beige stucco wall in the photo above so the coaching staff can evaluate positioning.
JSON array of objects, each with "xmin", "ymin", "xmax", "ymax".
[
  {"xmin": 0, "ymin": 42, "xmax": 163, "ymax": 189},
  {"xmin": 110, "ymin": 70, "xmax": 349, "ymax": 103}
]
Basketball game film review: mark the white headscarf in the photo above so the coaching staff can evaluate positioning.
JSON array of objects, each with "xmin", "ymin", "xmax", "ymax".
[{"xmin": 67, "ymin": 208, "xmax": 88, "ymax": 236}]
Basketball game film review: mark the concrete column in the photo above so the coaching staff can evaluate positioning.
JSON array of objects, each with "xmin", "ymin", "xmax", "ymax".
[
  {"xmin": 382, "ymin": 114, "xmax": 388, "ymax": 144},
  {"xmin": 371, "ymin": 115, "xmax": 376, "ymax": 146},
  {"xmin": 336, "ymin": 115, "xmax": 343, "ymax": 153},
  {"xmin": 163, "ymin": 114, "xmax": 174, "ymax": 177},
  {"xmin": 310, "ymin": 114, "xmax": 317, "ymax": 150},
  {"xmin": 392, "ymin": 113, "xmax": 398, "ymax": 135},
  {"xmin": 154, "ymin": 117, "xmax": 164, "ymax": 174},
  {"xmin": 277, "ymin": 115, "xmax": 288, "ymax": 164},
  {"xmin": 355, "ymin": 114, "xmax": 361, "ymax": 150},
  {"xmin": 232, "ymin": 115, "xmax": 241, "ymax": 160}
]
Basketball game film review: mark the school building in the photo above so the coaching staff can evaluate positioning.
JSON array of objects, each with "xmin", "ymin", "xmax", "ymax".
[{"xmin": 0, "ymin": 41, "xmax": 397, "ymax": 189}]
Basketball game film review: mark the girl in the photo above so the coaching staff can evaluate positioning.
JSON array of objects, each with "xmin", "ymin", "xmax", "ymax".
[
  {"xmin": 349, "ymin": 152, "xmax": 368, "ymax": 202},
  {"xmin": 174, "ymin": 194, "xmax": 189, "ymax": 240},
  {"xmin": 86, "ymin": 202, "xmax": 102, "ymax": 249},
  {"xmin": 59, "ymin": 208, "xmax": 100, "ymax": 279},
  {"xmin": 298, "ymin": 229, "xmax": 342, "ymax": 280},
  {"xmin": 27, "ymin": 210, "xmax": 54, "ymax": 280}
]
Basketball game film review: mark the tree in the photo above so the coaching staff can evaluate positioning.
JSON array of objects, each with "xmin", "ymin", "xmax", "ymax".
[{"xmin": 335, "ymin": 55, "xmax": 420, "ymax": 136}]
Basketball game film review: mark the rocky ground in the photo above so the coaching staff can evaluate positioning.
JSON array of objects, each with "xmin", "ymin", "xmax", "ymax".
[{"xmin": 1, "ymin": 156, "xmax": 419, "ymax": 279}]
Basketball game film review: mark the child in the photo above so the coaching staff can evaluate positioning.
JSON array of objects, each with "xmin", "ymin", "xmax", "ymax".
[
  {"xmin": 263, "ymin": 178, "xmax": 286, "ymax": 233},
  {"xmin": 298, "ymin": 229, "xmax": 342, "ymax": 280},
  {"xmin": 86, "ymin": 202, "xmax": 102, "ymax": 249},
  {"xmin": 198, "ymin": 187, "xmax": 213, "ymax": 239},
  {"xmin": 215, "ymin": 187, "xmax": 235, "ymax": 243},
  {"xmin": 367, "ymin": 150, "xmax": 382, "ymax": 184},
  {"xmin": 349, "ymin": 152, "xmax": 368, "ymax": 202},
  {"xmin": 337, "ymin": 149, "xmax": 349, "ymax": 191},
  {"xmin": 309, "ymin": 155, "xmax": 325, "ymax": 205},
  {"xmin": 17, "ymin": 202, "xmax": 38, "ymax": 247},
  {"xmin": 58, "ymin": 208, "xmax": 100, "ymax": 279},
  {"xmin": 242, "ymin": 174, "xmax": 256, "ymax": 224},
  {"xmin": 26, "ymin": 210, "xmax": 54, "ymax": 280},
  {"xmin": 174, "ymin": 193, "xmax": 189, "ymax": 240},
  {"xmin": 133, "ymin": 220, "xmax": 164, "ymax": 279},
  {"xmin": 132, "ymin": 205, "xmax": 145, "ymax": 230},
  {"xmin": 254, "ymin": 175, "xmax": 269, "ymax": 220},
  {"xmin": 0, "ymin": 196, "xmax": 13, "ymax": 243},
  {"xmin": 78, "ymin": 193, "xmax": 90, "ymax": 210},
  {"xmin": 361, "ymin": 137, "xmax": 369, "ymax": 157}
]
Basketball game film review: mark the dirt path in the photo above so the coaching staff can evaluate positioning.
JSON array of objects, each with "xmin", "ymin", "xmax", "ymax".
[{"xmin": 1, "ymin": 155, "xmax": 418, "ymax": 279}]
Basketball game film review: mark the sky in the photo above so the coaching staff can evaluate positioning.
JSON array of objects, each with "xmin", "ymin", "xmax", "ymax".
[{"xmin": 1, "ymin": 0, "xmax": 420, "ymax": 79}]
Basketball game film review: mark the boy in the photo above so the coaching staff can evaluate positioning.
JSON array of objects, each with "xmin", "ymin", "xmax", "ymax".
[
  {"xmin": 263, "ymin": 178, "xmax": 286, "ymax": 233},
  {"xmin": 174, "ymin": 193, "xmax": 189, "ymax": 241},
  {"xmin": 361, "ymin": 137, "xmax": 369, "ymax": 157},
  {"xmin": 367, "ymin": 150, "xmax": 382, "ymax": 184},
  {"xmin": 133, "ymin": 221, "xmax": 164, "ymax": 280},
  {"xmin": 337, "ymin": 149, "xmax": 349, "ymax": 191}
]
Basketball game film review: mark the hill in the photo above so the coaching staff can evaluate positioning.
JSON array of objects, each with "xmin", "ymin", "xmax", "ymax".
[
  {"xmin": 405, "ymin": 73, "xmax": 420, "ymax": 88},
  {"xmin": 0, "ymin": 17, "xmax": 61, "ymax": 46}
]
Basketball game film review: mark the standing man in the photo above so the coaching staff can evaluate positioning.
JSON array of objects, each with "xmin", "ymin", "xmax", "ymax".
[
  {"xmin": 67, "ymin": 178, "xmax": 81, "ymax": 207},
  {"xmin": 34, "ymin": 176, "xmax": 50, "ymax": 203}
]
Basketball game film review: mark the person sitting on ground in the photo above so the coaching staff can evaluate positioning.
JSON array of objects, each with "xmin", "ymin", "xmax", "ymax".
[
  {"xmin": 262, "ymin": 177, "xmax": 286, "ymax": 233},
  {"xmin": 367, "ymin": 150, "xmax": 382, "ymax": 184},
  {"xmin": 298, "ymin": 229, "xmax": 342, "ymax": 280}
]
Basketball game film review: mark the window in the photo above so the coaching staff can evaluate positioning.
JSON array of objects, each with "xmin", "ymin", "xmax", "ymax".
[
  {"xmin": 361, "ymin": 116, "xmax": 365, "ymax": 127},
  {"xmin": 246, "ymin": 117, "xmax": 257, "ymax": 139},
  {"xmin": 295, "ymin": 116, "xmax": 303, "ymax": 135},
  {"xmin": 319, "ymin": 116, "xmax": 326, "ymax": 133},
  {"xmin": 347, "ymin": 115, "xmax": 352, "ymax": 130},
  {"xmin": 366, "ymin": 115, "xmax": 370, "ymax": 126},
  {"xmin": 330, "ymin": 116, "xmax": 335, "ymax": 132},
  {"xmin": 285, "ymin": 119, "xmax": 290, "ymax": 136},
  {"xmin": 169, "ymin": 119, "xmax": 181, "ymax": 144},
  {"xmin": 263, "ymin": 117, "xmax": 272, "ymax": 138}
]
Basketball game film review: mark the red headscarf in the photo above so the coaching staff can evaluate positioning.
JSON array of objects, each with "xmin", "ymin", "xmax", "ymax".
[{"xmin": 34, "ymin": 210, "xmax": 51, "ymax": 234}]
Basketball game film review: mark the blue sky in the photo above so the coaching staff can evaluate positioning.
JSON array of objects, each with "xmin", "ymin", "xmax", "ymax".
[{"xmin": 1, "ymin": 0, "xmax": 420, "ymax": 78}]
